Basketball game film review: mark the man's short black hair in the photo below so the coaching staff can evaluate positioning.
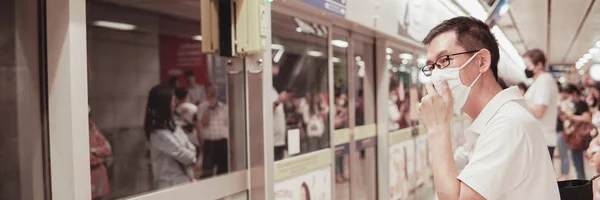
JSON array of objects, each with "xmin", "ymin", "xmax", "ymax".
[{"xmin": 422, "ymin": 16, "xmax": 500, "ymax": 80}]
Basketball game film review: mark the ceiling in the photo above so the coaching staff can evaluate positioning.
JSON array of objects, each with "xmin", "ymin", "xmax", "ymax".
[{"xmin": 495, "ymin": 0, "xmax": 600, "ymax": 64}]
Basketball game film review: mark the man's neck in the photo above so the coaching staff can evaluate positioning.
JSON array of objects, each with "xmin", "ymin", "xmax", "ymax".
[
  {"xmin": 533, "ymin": 70, "xmax": 546, "ymax": 80},
  {"xmin": 462, "ymin": 78, "xmax": 503, "ymax": 119}
]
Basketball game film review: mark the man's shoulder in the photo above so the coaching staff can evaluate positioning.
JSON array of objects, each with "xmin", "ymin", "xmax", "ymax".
[{"xmin": 488, "ymin": 101, "xmax": 538, "ymax": 131}]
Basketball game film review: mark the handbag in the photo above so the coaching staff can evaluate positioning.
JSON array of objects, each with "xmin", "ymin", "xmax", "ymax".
[
  {"xmin": 306, "ymin": 115, "xmax": 325, "ymax": 137},
  {"xmin": 558, "ymin": 174, "xmax": 600, "ymax": 200},
  {"xmin": 564, "ymin": 119, "xmax": 593, "ymax": 151}
]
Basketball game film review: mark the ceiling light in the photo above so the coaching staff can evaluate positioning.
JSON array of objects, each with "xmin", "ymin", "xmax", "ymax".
[
  {"xmin": 331, "ymin": 40, "xmax": 348, "ymax": 48},
  {"xmin": 332, "ymin": 57, "xmax": 341, "ymax": 63},
  {"xmin": 386, "ymin": 48, "xmax": 393, "ymax": 54},
  {"xmin": 590, "ymin": 64, "xmax": 600, "ymax": 81},
  {"xmin": 402, "ymin": 60, "xmax": 408, "ymax": 64},
  {"xmin": 193, "ymin": 35, "xmax": 203, "ymax": 41},
  {"xmin": 589, "ymin": 48, "xmax": 600, "ymax": 55},
  {"xmin": 93, "ymin": 20, "xmax": 136, "ymax": 31},
  {"xmin": 386, "ymin": 55, "xmax": 391, "ymax": 60},
  {"xmin": 499, "ymin": 4, "xmax": 510, "ymax": 16},
  {"xmin": 296, "ymin": 27, "xmax": 302, "ymax": 32},
  {"xmin": 576, "ymin": 63, "xmax": 583, "ymax": 69},
  {"xmin": 580, "ymin": 69, "xmax": 586, "ymax": 75},
  {"xmin": 307, "ymin": 50, "xmax": 323, "ymax": 57},
  {"xmin": 584, "ymin": 53, "xmax": 593, "ymax": 59},
  {"xmin": 399, "ymin": 53, "xmax": 413, "ymax": 60},
  {"xmin": 596, "ymin": 41, "xmax": 600, "ymax": 47}
]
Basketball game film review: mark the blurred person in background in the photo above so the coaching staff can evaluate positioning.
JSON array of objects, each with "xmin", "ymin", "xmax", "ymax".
[
  {"xmin": 89, "ymin": 106, "xmax": 112, "ymax": 200},
  {"xmin": 523, "ymin": 49, "xmax": 559, "ymax": 159},
  {"xmin": 272, "ymin": 62, "xmax": 290, "ymax": 161},
  {"xmin": 388, "ymin": 78, "xmax": 401, "ymax": 131},
  {"xmin": 184, "ymin": 70, "xmax": 206, "ymax": 105},
  {"xmin": 561, "ymin": 84, "xmax": 590, "ymax": 180},
  {"xmin": 557, "ymin": 83, "xmax": 573, "ymax": 181},
  {"xmin": 334, "ymin": 90, "xmax": 349, "ymax": 183},
  {"xmin": 145, "ymin": 85, "xmax": 197, "ymax": 189},
  {"xmin": 197, "ymin": 84, "xmax": 230, "ymax": 178},
  {"xmin": 301, "ymin": 92, "xmax": 328, "ymax": 152},
  {"xmin": 174, "ymin": 88, "xmax": 200, "ymax": 146}
]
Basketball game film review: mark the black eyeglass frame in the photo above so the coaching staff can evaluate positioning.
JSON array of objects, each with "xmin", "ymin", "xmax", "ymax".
[{"xmin": 421, "ymin": 50, "xmax": 480, "ymax": 77}]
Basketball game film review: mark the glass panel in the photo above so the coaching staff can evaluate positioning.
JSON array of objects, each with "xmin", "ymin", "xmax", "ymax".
[
  {"xmin": 387, "ymin": 47, "xmax": 413, "ymax": 132},
  {"xmin": 223, "ymin": 190, "xmax": 248, "ymax": 200},
  {"xmin": 0, "ymin": 0, "xmax": 45, "ymax": 199},
  {"xmin": 332, "ymin": 34, "xmax": 349, "ymax": 199},
  {"xmin": 353, "ymin": 39, "xmax": 377, "ymax": 200},
  {"xmin": 271, "ymin": 12, "xmax": 330, "ymax": 160},
  {"xmin": 86, "ymin": 1, "xmax": 247, "ymax": 199}
]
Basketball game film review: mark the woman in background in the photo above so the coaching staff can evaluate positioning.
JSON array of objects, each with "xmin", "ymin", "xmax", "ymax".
[
  {"xmin": 89, "ymin": 106, "xmax": 112, "ymax": 200},
  {"xmin": 144, "ymin": 85, "xmax": 197, "ymax": 189}
]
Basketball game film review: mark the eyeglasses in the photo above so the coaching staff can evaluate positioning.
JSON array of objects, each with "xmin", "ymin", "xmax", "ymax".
[{"xmin": 421, "ymin": 50, "xmax": 480, "ymax": 77}]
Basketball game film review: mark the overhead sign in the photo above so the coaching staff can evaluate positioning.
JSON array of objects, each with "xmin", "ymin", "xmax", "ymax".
[{"xmin": 301, "ymin": 0, "xmax": 346, "ymax": 16}]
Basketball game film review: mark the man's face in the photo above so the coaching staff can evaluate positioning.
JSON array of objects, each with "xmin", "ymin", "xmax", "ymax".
[
  {"xmin": 425, "ymin": 31, "xmax": 480, "ymax": 86},
  {"xmin": 524, "ymin": 57, "xmax": 535, "ymax": 71},
  {"xmin": 272, "ymin": 64, "xmax": 280, "ymax": 76}
]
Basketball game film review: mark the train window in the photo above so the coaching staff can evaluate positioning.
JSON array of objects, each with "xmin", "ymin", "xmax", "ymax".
[
  {"xmin": 271, "ymin": 12, "xmax": 330, "ymax": 160},
  {"xmin": 332, "ymin": 33, "xmax": 350, "ymax": 199},
  {"xmin": 0, "ymin": 0, "xmax": 46, "ymax": 199},
  {"xmin": 86, "ymin": 1, "xmax": 247, "ymax": 199},
  {"xmin": 353, "ymin": 38, "xmax": 378, "ymax": 200},
  {"xmin": 387, "ymin": 47, "xmax": 414, "ymax": 132}
]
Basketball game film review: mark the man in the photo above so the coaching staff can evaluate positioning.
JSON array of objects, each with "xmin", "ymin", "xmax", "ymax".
[
  {"xmin": 196, "ymin": 84, "xmax": 229, "ymax": 178},
  {"xmin": 418, "ymin": 17, "xmax": 559, "ymax": 200},
  {"xmin": 522, "ymin": 49, "xmax": 559, "ymax": 158},
  {"xmin": 271, "ymin": 62, "xmax": 290, "ymax": 161},
  {"xmin": 560, "ymin": 84, "xmax": 590, "ymax": 180},
  {"xmin": 185, "ymin": 70, "xmax": 206, "ymax": 105}
]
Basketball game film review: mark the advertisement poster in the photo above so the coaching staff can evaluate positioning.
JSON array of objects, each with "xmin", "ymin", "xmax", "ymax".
[
  {"xmin": 159, "ymin": 34, "xmax": 208, "ymax": 88},
  {"xmin": 389, "ymin": 140, "xmax": 415, "ymax": 200},
  {"xmin": 301, "ymin": 0, "xmax": 346, "ymax": 16},
  {"xmin": 274, "ymin": 167, "xmax": 332, "ymax": 200},
  {"xmin": 415, "ymin": 135, "xmax": 432, "ymax": 187}
]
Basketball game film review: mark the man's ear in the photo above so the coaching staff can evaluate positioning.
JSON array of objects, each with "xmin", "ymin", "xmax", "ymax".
[{"xmin": 478, "ymin": 49, "xmax": 492, "ymax": 74}]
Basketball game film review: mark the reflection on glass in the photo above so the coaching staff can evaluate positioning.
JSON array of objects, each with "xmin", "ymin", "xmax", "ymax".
[
  {"xmin": 354, "ymin": 40, "xmax": 377, "ymax": 200},
  {"xmin": 0, "ymin": 0, "xmax": 45, "ymax": 199},
  {"xmin": 272, "ymin": 12, "xmax": 330, "ymax": 159},
  {"xmin": 333, "ymin": 34, "xmax": 350, "ymax": 200},
  {"xmin": 87, "ymin": 1, "xmax": 246, "ymax": 198},
  {"xmin": 388, "ymin": 48, "xmax": 413, "ymax": 132}
]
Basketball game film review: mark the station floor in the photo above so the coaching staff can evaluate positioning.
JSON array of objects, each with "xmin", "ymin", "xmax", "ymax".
[{"xmin": 333, "ymin": 148, "xmax": 597, "ymax": 200}]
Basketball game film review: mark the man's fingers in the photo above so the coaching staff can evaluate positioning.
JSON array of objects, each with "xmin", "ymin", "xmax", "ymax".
[
  {"xmin": 425, "ymin": 83, "xmax": 436, "ymax": 96},
  {"xmin": 440, "ymin": 80, "xmax": 453, "ymax": 103}
]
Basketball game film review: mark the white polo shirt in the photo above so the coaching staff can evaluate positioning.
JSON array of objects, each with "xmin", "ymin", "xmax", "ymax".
[
  {"xmin": 524, "ymin": 72, "xmax": 559, "ymax": 146},
  {"xmin": 456, "ymin": 86, "xmax": 559, "ymax": 200}
]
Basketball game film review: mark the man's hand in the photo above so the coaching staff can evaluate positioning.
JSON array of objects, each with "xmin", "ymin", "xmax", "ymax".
[
  {"xmin": 418, "ymin": 81, "xmax": 453, "ymax": 134},
  {"xmin": 278, "ymin": 91, "xmax": 291, "ymax": 102}
]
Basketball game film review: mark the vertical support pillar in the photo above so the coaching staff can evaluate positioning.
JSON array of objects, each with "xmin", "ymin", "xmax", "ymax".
[
  {"xmin": 376, "ymin": 38, "xmax": 390, "ymax": 200},
  {"xmin": 47, "ymin": 0, "xmax": 90, "ymax": 199},
  {"xmin": 247, "ymin": 3, "xmax": 273, "ymax": 199}
]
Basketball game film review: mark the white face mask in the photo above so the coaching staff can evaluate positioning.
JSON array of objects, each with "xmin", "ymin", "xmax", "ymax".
[{"xmin": 429, "ymin": 52, "xmax": 481, "ymax": 113}]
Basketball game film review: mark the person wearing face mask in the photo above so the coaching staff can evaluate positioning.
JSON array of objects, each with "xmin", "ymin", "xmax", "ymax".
[
  {"xmin": 522, "ymin": 49, "xmax": 560, "ymax": 159},
  {"xmin": 418, "ymin": 17, "xmax": 559, "ymax": 200}
]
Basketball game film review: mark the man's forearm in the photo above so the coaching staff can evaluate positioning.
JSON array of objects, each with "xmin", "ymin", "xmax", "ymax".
[{"xmin": 429, "ymin": 128, "xmax": 460, "ymax": 200}]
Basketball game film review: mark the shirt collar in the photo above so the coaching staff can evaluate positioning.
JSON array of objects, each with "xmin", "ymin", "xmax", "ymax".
[{"xmin": 467, "ymin": 86, "xmax": 524, "ymax": 134}]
